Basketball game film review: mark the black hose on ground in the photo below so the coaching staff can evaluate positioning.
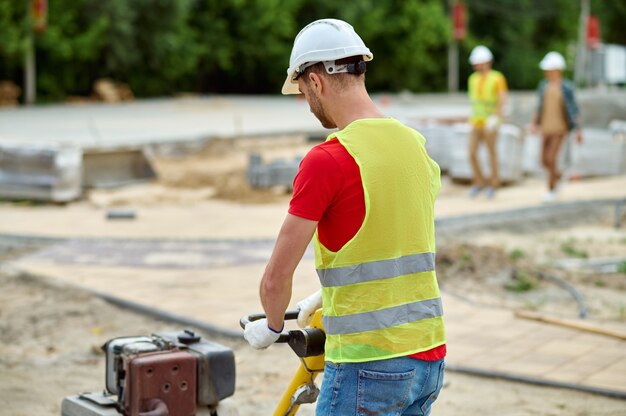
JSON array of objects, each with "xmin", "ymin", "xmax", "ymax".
[
  {"xmin": 446, "ymin": 364, "xmax": 626, "ymax": 400},
  {"xmin": 94, "ymin": 290, "xmax": 244, "ymax": 339},
  {"xmin": 10, "ymin": 268, "xmax": 244, "ymax": 340}
]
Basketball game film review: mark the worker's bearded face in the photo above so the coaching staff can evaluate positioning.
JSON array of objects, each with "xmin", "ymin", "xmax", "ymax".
[{"xmin": 301, "ymin": 80, "xmax": 335, "ymax": 129}]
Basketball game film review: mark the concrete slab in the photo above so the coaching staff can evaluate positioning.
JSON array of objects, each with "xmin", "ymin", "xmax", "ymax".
[
  {"xmin": 0, "ymin": 95, "xmax": 471, "ymax": 150},
  {"xmin": 0, "ymin": 142, "xmax": 82, "ymax": 201}
]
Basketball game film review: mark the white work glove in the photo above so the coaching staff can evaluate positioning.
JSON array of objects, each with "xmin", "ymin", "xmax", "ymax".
[
  {"xmin": 244, "ymin": 318, "xmax": 281, "ymax": 349},
  {"xmin": 296, "ymin": 290, "xmax": 322, "ymax": 328},
  {"xmin": 486, "ymin": 115, "xmax": 501, "ymax": 132}
]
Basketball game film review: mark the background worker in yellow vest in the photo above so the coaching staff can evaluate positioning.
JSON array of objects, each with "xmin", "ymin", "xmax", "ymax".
[
  {"xmin": 244, "ymin": 19, "xmax": 446, "ymax": 416},
  {"xmin": 467, "ymin": 45, "xmax": 508, "ymax": 199}
]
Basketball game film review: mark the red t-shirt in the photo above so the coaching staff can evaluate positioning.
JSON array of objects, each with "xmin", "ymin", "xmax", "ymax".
[{"xmin": 289, "ymin": 138, "xmax": 446, "ymax": 361}]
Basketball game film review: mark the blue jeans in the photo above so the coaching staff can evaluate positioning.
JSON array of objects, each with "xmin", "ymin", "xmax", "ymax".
[{"xmin": 316, "ymin": 357, "xmax": 445, "ymax": 416}]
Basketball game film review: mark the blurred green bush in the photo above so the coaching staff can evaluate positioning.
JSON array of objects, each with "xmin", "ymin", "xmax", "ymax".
[{"xmin": 0, "ymin": 0, "xmax": 624, "ymax": 101}]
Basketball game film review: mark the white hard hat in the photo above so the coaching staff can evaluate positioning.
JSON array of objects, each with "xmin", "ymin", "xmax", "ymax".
[
  {"xmin": 539, "ymin": 51, "xmax": 566, "ymax": 71},
  {"xmin": 469, "ymin": 45, "xmax": 493, "ymax": 65},
  {"xmin": 282, "ymin": 18, "xmax": 373, "ymax": 95}
]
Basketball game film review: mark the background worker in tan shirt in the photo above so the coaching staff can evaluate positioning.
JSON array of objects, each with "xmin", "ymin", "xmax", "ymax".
[
  {"xmin": 530, "ymin": 51, "xmax": 582, "ymax": 202},
  {"xmin": 467, "ymin": 45, "xmax": 508, "ymax": 199}
]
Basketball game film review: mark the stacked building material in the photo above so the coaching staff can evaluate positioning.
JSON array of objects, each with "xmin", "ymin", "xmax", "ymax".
[
  {"xmin": 448, "ymin": 123, "xmax": 524, "ymax": 184},
  {"xmin": 568, "ymin": 126, "xmax": 626, "ymax": 178},
  {"xmin": 0, "ymin": 142, "xmax": 82, "ymax": 202},
  {"xmin": 247, "ymin": 153, "xmax": 301, "ymax": 190},
  {"xmin": 413, "ymin": 123, "xmax": 455, "ymax": 173}
]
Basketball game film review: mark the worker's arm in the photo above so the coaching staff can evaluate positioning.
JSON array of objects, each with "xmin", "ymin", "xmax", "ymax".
[
  {"xmin": 567, "ymin": 84, "xmax": 583, "ymax": 145},
  {"xmin": 261, "ymin": 213, "xmax": 318, "ymax": 331},
  {"xmin": 575, "ymin": 117, "xmax": 583, "ymax": 144}
]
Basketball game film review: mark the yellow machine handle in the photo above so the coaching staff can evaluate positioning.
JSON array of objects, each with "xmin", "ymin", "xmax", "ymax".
[{"xmin": 273, "ymin": 309, "xmax": 325, "ymax": 416}]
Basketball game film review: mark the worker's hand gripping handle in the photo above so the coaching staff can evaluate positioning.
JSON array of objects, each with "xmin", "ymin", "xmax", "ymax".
[{"xmin": 240, "ymin": 310, "xmax": 300, "ymax": 343}]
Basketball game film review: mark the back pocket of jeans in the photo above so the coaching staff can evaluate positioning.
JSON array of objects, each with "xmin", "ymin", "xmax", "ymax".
[{"xmin": 356, "ymin": 369, "xmax": 415, "ymax": 416}]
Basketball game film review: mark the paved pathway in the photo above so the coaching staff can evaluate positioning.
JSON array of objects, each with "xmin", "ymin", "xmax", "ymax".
[
  {"xmin": 21, "ymin": 238, "xmax": 288, "ymax": 269},
  {"xmin": 444, "ymin": 296, "xmax": 626, "ymax": 396}
]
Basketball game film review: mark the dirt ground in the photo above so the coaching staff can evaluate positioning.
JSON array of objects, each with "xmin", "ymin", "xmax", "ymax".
[
  {"xmin": 436, "ymin": 222, "xmax": 626, "ymax": 323},
  {"xmin": 85, "ymin": 135, "xmax": 309, "ymax": 209},
  {"xmin": 1, "ymin": 266, "xmax": 626, "ymax": 416},
  {"xmin": 2, "ymin": 136, "xmax": 626, "ymax": 415}
]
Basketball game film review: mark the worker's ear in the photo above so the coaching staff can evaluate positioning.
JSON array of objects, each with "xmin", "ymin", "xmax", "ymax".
[{"xmin": 307, "ymin": 72, "xmax": 324, "ymax": 95}]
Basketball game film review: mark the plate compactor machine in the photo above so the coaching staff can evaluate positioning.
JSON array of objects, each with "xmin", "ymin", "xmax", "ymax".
[
  {"xmin": 61, "ymin": 310, "xmax": 326, "ymax": 416},
  {"xmin": 61, "ymin": 329, "xmax": 236, "ymax": 416}
]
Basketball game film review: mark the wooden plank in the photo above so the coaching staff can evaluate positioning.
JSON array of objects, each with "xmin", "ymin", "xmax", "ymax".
[{"xmin": 515, "ymin": 311, "xmax": 626, "ymax": 341}]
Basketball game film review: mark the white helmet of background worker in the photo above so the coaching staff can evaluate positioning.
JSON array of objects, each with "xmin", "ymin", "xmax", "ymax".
[
  {"xmin": 469, "ymin": 45, "xmax": 494, "ymax": 65},
  {"xmin": 281, "ymin": 18, "xmax": 373, "ymax": 95},
  {"xmin": 539, "ymin": 51, "xmax": 566, "ymax": 71}
]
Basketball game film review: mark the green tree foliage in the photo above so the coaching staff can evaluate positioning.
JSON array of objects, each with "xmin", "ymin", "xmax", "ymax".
[
  {"xmin": 123, "ymin": 0, "xmax": 199, "ymax": 95},
  {"xmin": 593, "ymin": 0, "xmax": 626, "ymax": 45},
  {"xmin": 36, "ymin": 0, "xmax": 200, "ymax": 98},
  {"xmin": 465, "ymin": 0, "xmax": 579, "ymax": 89},
  {"xmin": 464, "ymin": 0, "xmax": 626, "ymax": 90},
  {"xmin": 36, "ymin": 0, "xmax": 109, "ymax": 98},
  {"xmin": 294, "ymin": 0, "xmax": 450, "ymax": 92},
  {"xmin": 0, "ymin": 0, "xmax": 624, "ymax": 101},
  {"xmin": 0, "ymin": 2, "xmax": 27, "ymax": 79},
  {"xmin": 189, "ymin": 0, "xmax": 301, "ymax": 93}
]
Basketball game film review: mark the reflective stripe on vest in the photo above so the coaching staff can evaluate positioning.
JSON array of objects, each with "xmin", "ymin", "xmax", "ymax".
[
  {"xmin": 322, "ymin": 297, "xmax": 443, "ymax": 335},
  {"xmin": 316, "ymin": 252, "xmax": 435, "ymax": 287}
]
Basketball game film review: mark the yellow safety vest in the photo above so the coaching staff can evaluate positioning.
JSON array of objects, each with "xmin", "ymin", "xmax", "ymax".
[
  {"xmin": 314, "ymin": 118, "xmax": 446, "ymax": 363},
  {"xmin": 469, "ymin": 70, "xmax": 503, "ymax": 126}
]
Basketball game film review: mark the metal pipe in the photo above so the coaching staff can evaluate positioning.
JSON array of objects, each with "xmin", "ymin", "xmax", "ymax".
[
  {"xmin": 447, "ymin": 0, "xmax": 459, "ymax": 93},
  {"xmin": 575, "ymin": 0, "xmax": 590, "ymax": 86}
]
